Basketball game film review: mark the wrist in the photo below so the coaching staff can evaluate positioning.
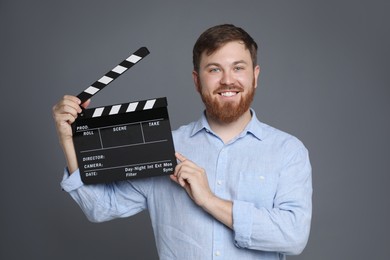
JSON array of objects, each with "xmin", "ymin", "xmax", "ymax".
[
  {"xmin": 202, "ymin": 195, "xmax": 233, "ymax": 229},
  {"xmin": 59, "ymin": 135, "xmax": 73, "ymax": 146},
  {"xmin": 60, "ymin": 137, "xmax": 79, "ymax": 174},
  {"xmin": 201, "ymin": 194, "xmax": 219, "ymax": 212}
]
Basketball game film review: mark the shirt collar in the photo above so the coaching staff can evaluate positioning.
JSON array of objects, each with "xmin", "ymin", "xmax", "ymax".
[
  {"xmin": 190, "ymin": 109, "xmax": 264, "ymax": 141},
  {"xmin": 190, "ymin": 111, "xmax": 211, "ymax": 137}
]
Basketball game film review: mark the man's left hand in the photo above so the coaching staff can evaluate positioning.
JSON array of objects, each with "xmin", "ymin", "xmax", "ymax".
[{"xmin": 170, "ymin": 152, "xmax": 214, "ymax": 207}]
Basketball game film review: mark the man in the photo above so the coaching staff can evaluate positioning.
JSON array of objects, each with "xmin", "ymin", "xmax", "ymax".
[{"xmin": 53, "ymin": 24, "xmax": 312, "ymax": 259}]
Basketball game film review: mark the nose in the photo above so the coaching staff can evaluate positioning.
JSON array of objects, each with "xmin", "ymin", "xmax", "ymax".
[{"xmin": 220, "ymin": 71, "xmax": 235, "ymax": 86}]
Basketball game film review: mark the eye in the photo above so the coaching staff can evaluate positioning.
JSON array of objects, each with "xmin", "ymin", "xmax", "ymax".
[
  {"xmin": 209, "ymin": 67, "xmax": 221, "ymax": 73},
  {"xmin": 234, "ymin": 66, "xmax": 244, "ymax": 71}
]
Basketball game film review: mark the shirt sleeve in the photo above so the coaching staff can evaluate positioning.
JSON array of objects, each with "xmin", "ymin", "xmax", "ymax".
[
  {"xmin": 60, "ymin": 168, "xmax": 150, "ymax": 223},
  {"xmin": 232, "ymin": 146, "xmax": 312, "ymax": 255}
]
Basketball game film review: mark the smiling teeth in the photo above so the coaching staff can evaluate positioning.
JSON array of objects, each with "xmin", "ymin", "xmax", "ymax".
[{"xmin": 220, "ymin": 92, "xmax": 236, "ymax": 97}]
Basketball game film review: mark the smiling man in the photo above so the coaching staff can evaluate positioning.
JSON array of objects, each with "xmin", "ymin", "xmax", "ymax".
[
  {"xmin": 53, "ymin": 24, "xmax": 312, "ymax": 259},
  {"xmin": 193, "ymin": 38, "xmax": 259, "ymax": 141}
]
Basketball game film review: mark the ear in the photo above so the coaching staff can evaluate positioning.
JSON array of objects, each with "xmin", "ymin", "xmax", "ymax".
[
  {"xmin": 192, "ymin": 70, "xmax": 201, "ymax": 93},
  {"xmin": 253, "ymin": 65, "xmax": 260, "ymax": 89}
]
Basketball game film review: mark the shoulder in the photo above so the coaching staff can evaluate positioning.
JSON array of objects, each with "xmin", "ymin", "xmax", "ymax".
[
  {"xmin": 172, "ymin": 121, "xmax": 198, "ymax": 139},
  {"xmin": 254, "ymin": 118, "xmax": 307, "ymax": 153},
  {"xmin": 253, "ymin": 119, "xmax": 311, "ymax": 173}
]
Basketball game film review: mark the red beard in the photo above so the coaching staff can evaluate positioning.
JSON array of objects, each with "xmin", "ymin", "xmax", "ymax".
[{"xmin": 199, "ymin": 81, "xmax": 256, "ymax": 124}]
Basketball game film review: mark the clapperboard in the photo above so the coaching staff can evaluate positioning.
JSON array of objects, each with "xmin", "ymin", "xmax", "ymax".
[{"xmin": 72, "ymin": 47, "xmax": 176, "ymax": 184}]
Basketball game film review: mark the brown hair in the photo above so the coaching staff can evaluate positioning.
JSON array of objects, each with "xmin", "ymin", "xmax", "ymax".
[{"xmin": 192, "ymin": 24, "xmax": 258, "ymax": 72}]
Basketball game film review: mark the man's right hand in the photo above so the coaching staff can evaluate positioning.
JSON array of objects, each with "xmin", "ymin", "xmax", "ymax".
[{"xmin": 52, "ymin": 95, "xmax": 91, "ymax": 173}]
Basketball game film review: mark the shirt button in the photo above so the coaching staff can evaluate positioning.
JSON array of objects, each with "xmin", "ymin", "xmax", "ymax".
[
  {"xmin": 215, "ymin": 251, "xmax": 221, "ymax": 256},
  {"xmin": 217, "ymin": 180, "xmax": 222, "ymax": 185}
]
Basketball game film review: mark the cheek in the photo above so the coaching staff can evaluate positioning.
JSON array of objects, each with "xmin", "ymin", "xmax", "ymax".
[
  {"xmin": 238, "ymin": 72, "xmax": 254, "ymax": 83},
  {"xmin": 201, "ymin": 71, "xmax": 221, "ymax": 82},
  {"xmin": 238, "ymin": 72, "xmax": 254, "ymax": 84},
  {"xmin": 200, "ymin": 77, "xmax": 219, "ymax": 92}
]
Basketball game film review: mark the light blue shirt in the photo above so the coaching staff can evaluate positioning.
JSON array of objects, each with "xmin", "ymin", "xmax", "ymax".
[{"xmin": 61, "ymin": 110, "xmax": 312, "ymax": 260}]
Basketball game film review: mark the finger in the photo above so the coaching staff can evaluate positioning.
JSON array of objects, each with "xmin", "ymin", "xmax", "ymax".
[
  {"xmin": 53, "ymin": 99, "xmax": 80, "ymax": 115},
  {"xmin": 62, "ymin": 99, "xmax": 83, "ymax": 114},
  {"xmin": 55, "ymin": 113, "xmax": 76, "ymax": 126},
  {"xmin": 53, "ymin": 102, "xmax": 81, "ymax": 125},
  {"xmin": 53, "ymin": 105, "xmax": 79, "ymax": 121},
  {"xmin": 170, "ymin": 174, "xmax": 187, "ymax": 187},
  {"xmin": 169, "ymin": 174, "xmax": 179, "ymax": 183},
  {"xmin": 63, "ymin": 95, "xmax": 81, "ymax": 105},
  {"xmin": 175, "ymin": 152, "xmax": 187, "ymax": 162},
  {"xmin": 173, "ymin": 163, "xmax": 181, "ymax": 176},
  {"xmin": 171, "ymin": 169, "xmax": 186, "ymax": 186},
  {"xmin": 64, "ymin": 104, "xmax": 81, "ymax": 117},
  {"xmin": 62, "ymin": 113, "xmax": 77, "ymax": 125},
  {"xmin": 170, "ymin": 173, "xmax": 177, "ymax": 180},
  {"xmin": 177, "ymin": 176, "xmax": 186, "ymax": 187},
  {"xmin": 173, "ymin": 155, "xmax": 186, "ymax": 176},
  {"xmin": 174, "ymin": 162, "xmax": 195, "ymax": 176},
  {"xmin": 56, "ymin": 95, "xmax": 83, "ymax": 114}
]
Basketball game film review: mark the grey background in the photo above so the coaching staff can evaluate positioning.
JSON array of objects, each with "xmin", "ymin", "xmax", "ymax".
[{"xmin": 1, "ymin": 0, "xmax": 389, "ymax": 259}]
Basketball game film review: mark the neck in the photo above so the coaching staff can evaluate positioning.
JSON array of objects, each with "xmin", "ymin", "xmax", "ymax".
[{"xmin": 207, "ymin": 109, "xmax": 252, "ymax": 143}]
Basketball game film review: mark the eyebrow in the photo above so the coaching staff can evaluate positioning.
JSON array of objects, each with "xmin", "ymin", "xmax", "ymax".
[{"xmin": 203, "ymin": 60, "xmax": 249, "ymax": 69}]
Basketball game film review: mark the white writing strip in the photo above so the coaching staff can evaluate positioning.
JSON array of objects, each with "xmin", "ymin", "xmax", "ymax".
[
  {"xmin": 112, "ymin": 65, "xmax": 127, "ymax": 74},
  {"xmin": 92, "ymin": 107, "xmax": 105, "ymax": 118},
  {"xmin": 98, "ymin": 76, "xmax": 114, "ymax": 85},
  {"xmin": 126, "ymin": 102, "xmax": 139, "ymax": 112},
  {"xmin": 144, "ymin": 99, "xmax": 156, "ymax": 110},
  {"xmin": 126, "ymin": 54, "xmax": 142, "ymax": 63},
  {"xmin": 109, "ymin": 105, "xmax": 121, "ymax": 115},
  {"xmin": 84, "ymin": 86, "xmax": 100, "ymax": 95}
]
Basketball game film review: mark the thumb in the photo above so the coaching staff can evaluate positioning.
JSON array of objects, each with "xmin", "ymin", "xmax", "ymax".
[{"xmin": 81, "ymin": 99, "xmax": 91, "ymax": 109}]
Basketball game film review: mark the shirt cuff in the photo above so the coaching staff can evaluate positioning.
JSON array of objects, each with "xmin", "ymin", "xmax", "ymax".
[
  {"xmin": 60, "ymin": 168, "xmax": 84, "ymax": 192},
  {"xmin": 232, "ymin": 200, "xmax": 254, "ymax": 248}
]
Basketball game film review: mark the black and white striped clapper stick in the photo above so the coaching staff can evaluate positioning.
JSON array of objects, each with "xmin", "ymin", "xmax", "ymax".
[{"xmin": 77, "ymin": 47, "xmax": 150, "ymax": 104}]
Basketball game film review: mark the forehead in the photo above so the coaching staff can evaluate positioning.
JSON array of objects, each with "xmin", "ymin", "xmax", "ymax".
[{"xmin": 200, "ymin": 41, "xmax": 251, "ymax": 65}]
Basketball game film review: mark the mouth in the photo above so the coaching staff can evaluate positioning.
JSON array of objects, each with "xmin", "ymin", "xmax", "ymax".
[
  {"xmin": 215, "ymin": 85, "xmax": 243, "ymax": 96},
  {"xmin": 219, "ymin": 91, "xmax": 239, "ymax": 97}
]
